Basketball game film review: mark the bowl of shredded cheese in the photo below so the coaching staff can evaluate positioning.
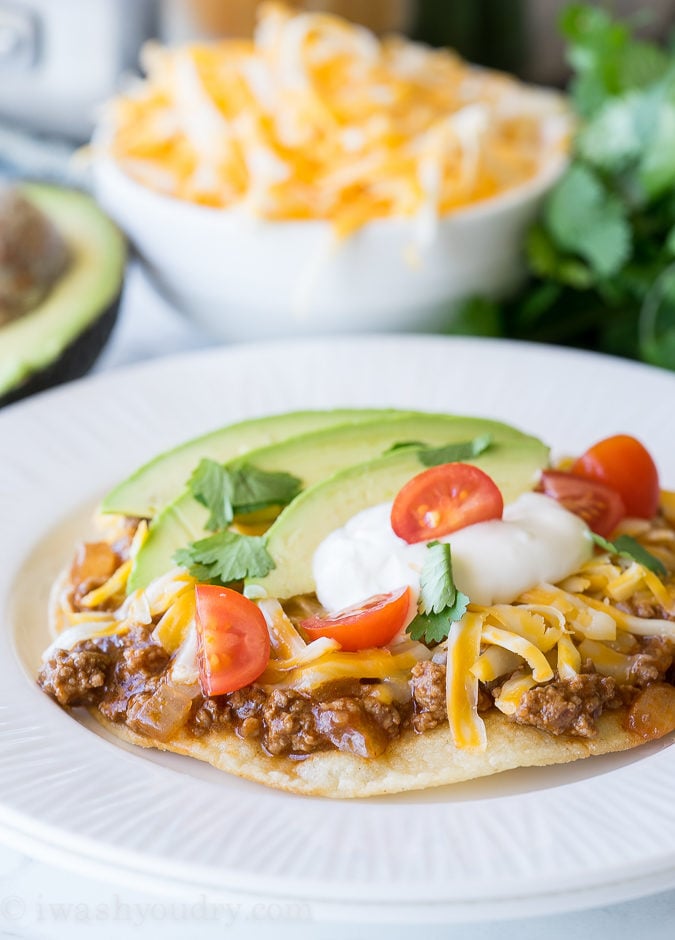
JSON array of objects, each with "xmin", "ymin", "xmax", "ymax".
[{"xmin": 93, "ymin": 2, "xmax": 571, "ymax": 341}]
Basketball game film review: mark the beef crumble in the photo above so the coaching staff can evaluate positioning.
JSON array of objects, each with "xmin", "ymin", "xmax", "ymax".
[
  {"xmin": 38, "ymin": 625, "xmax": 170, "ymax": 721},
  {"xmin": 38, "ymin": 631, "xmax": 407, "ymax": 759},
  {"xmin": 513, "ymin": 672, "xmax": 620, "ymax": 737},
  {"xmin": 37, "ymin": 626, "xmax": 675, "ymax": 755},
  {"xmin": 39, "ymin": 645, "xmax": 109, "ymax": 707}
]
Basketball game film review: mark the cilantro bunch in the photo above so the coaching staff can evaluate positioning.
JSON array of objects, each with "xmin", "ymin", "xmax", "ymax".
[{"xmin": 459, "ymin": 4, "xmax": 675, "ymax": 369}]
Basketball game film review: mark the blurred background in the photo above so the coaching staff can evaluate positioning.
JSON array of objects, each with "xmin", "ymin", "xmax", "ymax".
[
  {"xmin": 2, "ymin": 0, "xmax": 674, "ymax": 142},
  {"xmin": 2, "ymin": 0, "xmax": 675, "ymax": 409}
]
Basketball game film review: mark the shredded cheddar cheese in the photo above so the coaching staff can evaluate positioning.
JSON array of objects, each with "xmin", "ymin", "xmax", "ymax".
[
  {"xmin": 101, "ymin": 2, "xmax": 570, "ymax": 236},
  {"xmin": 446, "ymin": 611, "xmax": 486, "ymax": 751}
]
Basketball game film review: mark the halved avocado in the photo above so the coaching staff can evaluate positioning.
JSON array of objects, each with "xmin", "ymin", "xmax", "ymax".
[{"xmin": 0, "ymin": 183, "xmax": 126, "ymax": 407}]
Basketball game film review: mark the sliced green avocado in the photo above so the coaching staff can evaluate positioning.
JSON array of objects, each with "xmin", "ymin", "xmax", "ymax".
[
  {"xmin": 102, "ymin": 408, "xmax": 407, "ymax": 519},
  {"xmin": 0, "ymin": 184, "xmax": 126, "ymax": 407},
  {"xmin": 247, "ymin": 436, "xmax": 550, "ymax": 600},
  {"xmin": 128, "ymin": 413, "xmax": 536, "ymax": 591}
]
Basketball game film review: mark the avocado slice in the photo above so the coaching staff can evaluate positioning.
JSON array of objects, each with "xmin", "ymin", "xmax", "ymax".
[
  {"xmin": 102, "ymin": 408, "xmax": 406, "ymax": 519},
  {"xmin": 0, "ymin": 184, "xmax": 125, "ymax": 407},
  {"xmin": 248, "ymin": 436, "xmax": 550, "ymax": 600},
  {"xmin": 128, "ymin": 413, "xmax": 537, "ymax": 591}
]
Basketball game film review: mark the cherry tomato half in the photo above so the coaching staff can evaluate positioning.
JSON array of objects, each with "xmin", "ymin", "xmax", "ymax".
[
  {"xmin": 571, "ymin": 434, "xmax": 660, "ymax": 519},
  {"xmin": 390, "ymin": 463, "xmax": 504, "ymax": 544},
  {"xmin": 539, "ymin": 470, "xmax": 626, "ymax": 538},
  {"xmin": 300, "ymin": 586, "xmax": 412, "ymax": 652},
  {"xmin": 194, "ymin": 585, "xmax": 270, "ymax": 696}
]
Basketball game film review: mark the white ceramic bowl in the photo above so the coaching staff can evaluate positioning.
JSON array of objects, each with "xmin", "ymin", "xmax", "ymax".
[{"xmin": 94, "ymin": 150, "xmax": 567, "ymax": 342}]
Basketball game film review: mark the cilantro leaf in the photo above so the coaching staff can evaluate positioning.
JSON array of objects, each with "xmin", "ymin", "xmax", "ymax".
[
  {"xmin": 384, "ymin": 440, "xmax": 427, "ymax": 455},
  {"xmin": 188, "ymin": 458, "xmax": 302, "ymax": 531},
  {"xmin": 174, "ymin": 530, "xmax": 275, "ymax": 583},
  {"xmin": 406, "ymin": 542, "xmax": 470, "ymax": 644},
  {"xmin": 407, "ymin": 600, "xmax": 470, "ymax": 645},
  {"xmin": 418, "ymin": 542, "xmax": 456, "ymax": 612},
  {"xmin": 418, "ymin": 434, "xmax": 493, "ymax": 467},
  {"xmin": 577, "ymin": 97, "xmax": 642, "ymax": 173},
  {"xmin": 544, "ymin": 165, "xmax": 631, "ymax": 278},
  {"xmin": 189, "ymin": 459, "xmax": 235, "ymax": 531},
  {"xmin": 384, "ymin": 434, "xmax": 493, "ymax": 465},
  {"xmin": 229, "ymin": 463, "xmax": 302, "ymax": 515},
  {"xmin": 591, "ymin": 532, "xmax": 667, "ymax": 576}
]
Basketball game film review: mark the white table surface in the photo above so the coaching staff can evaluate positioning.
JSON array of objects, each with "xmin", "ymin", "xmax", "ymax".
[{"xmin": 3, "ymin": 265, "xmax": 675, "ymax": 939}]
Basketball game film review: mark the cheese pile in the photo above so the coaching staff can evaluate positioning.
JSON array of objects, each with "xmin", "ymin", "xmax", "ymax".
[
  {"xmin": 103, "ymin": 2, "xmax": 570, "ymax": 236},
  {"xmin": 445, "ymin": 520, "xmax": 675, "ymax": 750}
]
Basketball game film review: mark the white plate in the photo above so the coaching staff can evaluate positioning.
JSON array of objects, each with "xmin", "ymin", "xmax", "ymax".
[{"xmin": 2, "ymin": 336, "xmax": 675, "ymax": 923}]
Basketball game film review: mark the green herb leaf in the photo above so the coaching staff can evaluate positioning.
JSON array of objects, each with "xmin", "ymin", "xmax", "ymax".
[
  {"xmin": 406, "ymin": 542, "xmax": 470, "ymax": 644},
  {"xmin": 229, "ymin": 463, "xmax": 302, "ymax": 515},
  {"xmin": 384, "ymin": 440, "xmax": 428, "ymax": 455},
  {"xmin": 446, "ymin": 296, "xmax": 503, "ymax": 337},
  {"xmin": 544, "ymin": 165, "xmax": 631, "ymax": 278},
  {"xmin": 188, "ymin": 458, "xmax": 302, "ymax": 531},
  {"xmin": 174, "ymin": 530, "xmax": 275, "ymax": 584},
  {"xmin": 189, "ymin": 459, "xmax": 235, "ymax": 531},
  {"xmin": 418, "ymin": 542, "xmax": 456, "ymax": 612},
  {"xmin": 591, "ymin": 532, "xmax": 667, "ymax": 576},
  {"xmin": 418, "ymin": 434, "xmax": 493, "ymax": 467}
]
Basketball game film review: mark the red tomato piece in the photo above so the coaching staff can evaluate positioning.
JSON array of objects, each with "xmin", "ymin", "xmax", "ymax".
[
  {"xmin": 390, "ymin": 463, "xmax": 504, "ymax": 544},
  {"xmin": 300, "ymin": 586, "xmax": 412, "ymax": 652},
  {"xmin": 539, "ymin": 470, "xmax": 626, "ymax": 538},
  {"xmin": 194, "ymin": 585, "xmax": 270, "ymax": 696},
  {"xmin": 571, "ymin": 434, "xmax": 660, "ymax": 519}
]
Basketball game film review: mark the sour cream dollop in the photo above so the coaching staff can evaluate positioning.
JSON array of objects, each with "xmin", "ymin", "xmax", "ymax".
[{"xmin": 312, "ymin": 492, "xmax": 593, "ymax": 614}]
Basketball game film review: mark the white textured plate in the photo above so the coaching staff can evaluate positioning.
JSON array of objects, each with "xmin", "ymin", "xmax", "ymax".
[{"xmin": 2, "ymin": 336, "xmax": 675, "ymax": 923}]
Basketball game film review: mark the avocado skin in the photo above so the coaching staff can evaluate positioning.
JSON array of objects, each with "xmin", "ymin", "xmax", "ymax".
[{"xmin": 0, "ymin": 292, "xmax": 120, "ymax": 408}]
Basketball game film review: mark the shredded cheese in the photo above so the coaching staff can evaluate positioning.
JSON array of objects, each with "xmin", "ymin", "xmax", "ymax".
[
  {"xmin": 446, "ymin": 611, "xmax": 487, "ymax": 751},
  {"xmin": 493, "ymin": 669, "xmax": 537, "ymax": 716},
  {"xmin": 101, "ymin": 2, "xmax": 570, "ymax": 235},
  {"xmin": 154, "ymin": 589, "xmax": 197, "ymax": 653},
  {"xmin": 480, "ymin": 623, "xmax": 554, "ymax": 682}
]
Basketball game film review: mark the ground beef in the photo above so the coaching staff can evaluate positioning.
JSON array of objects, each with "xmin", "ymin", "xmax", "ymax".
[
  {"xmin": 188, "ymin": 685, "xmax": 404, "ymax": 758},
  {"xmin": 410, "ymin": 661, "xmax": 447, "ymax": 732},
  {"xmin": 38, "ymin": 643, "xmax": 109, "ymax": 706},
  {"xmin": 98, "ymin": 627, "xmax": 170, "ymax": 723},
  {"xmin": 616, "ymin": 591, "xmax": 675, "ymax": 623},
  {"xmin": 37, "ymin": 626, "xmax": 170, "ymax": 722},
  {"xmin": 190, "ymin": 697, "xmax": 232, "ymax": 737},
  {"xmin": 363, "ymin": 696, "xmax": 402, "ymax": 738},
  {"xmin": 513, "ymin": 672, "xmax": 620, "ymax": 737},
  {"xmin": 314, "ymin": 696, "xmax": 391, "ymax": 757},
  {"xmin": 262, "ymin": 689, "xmax": 324, "ymax": 755},
  {"xmin": 628, "ymin": 637, "xmax": 674, "ymax": 687}
]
